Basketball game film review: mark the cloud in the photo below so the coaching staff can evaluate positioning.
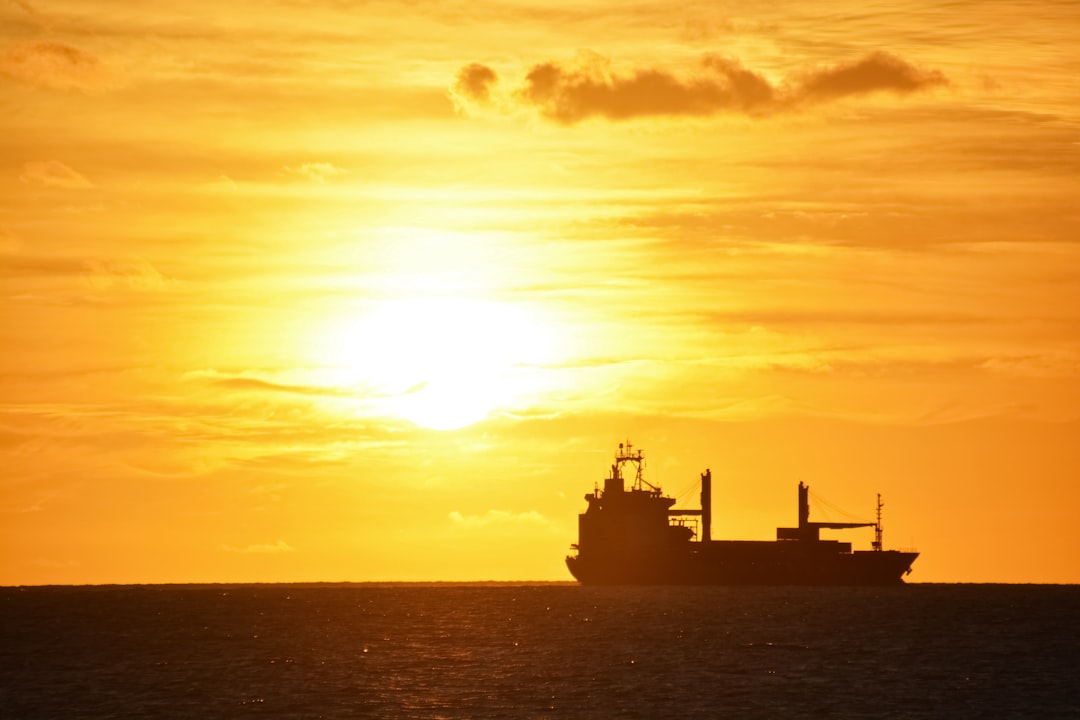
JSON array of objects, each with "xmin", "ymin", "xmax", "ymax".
[
  {"xmin": 27, "ymin": 557, "xmax": 80, "ymax": 569},
  {"xmin": 221, "ymin": 540, "xmax": 295, "ymax": 554},
  {"xmin": 458, "ymin": 51, "xmax": 948, "ymax": 124},
  {"xmin": 189, "ymin": 369, "xmax": 426, "ymax": 405},
  {"xmin": 0, "ymin": 253, "xmax": 174, "ymax": 296},
  {"xmin": 448, "ymin": 509, "xmax": 550, "ymax": 528},
  {"xmin": 519, "ymin": 54, "xmax": 776, "ymax": 122},
  {"xmin": 208, "ymin": 375, "xmax": 354, "ymax": 398},
  {"xmin": 20, "ymin": 160, "xmax": 94, "ymax": 189},
  {"xmin": 284, "ymin": 162, "xmax": 347, "ymax": 183},
  {"xmin": 0, "ymin": 254, "xmax": 84, "ymax": 278},
  {"xmin": 83, "ymin": 259, "xmax": 170, "ymax": 292},
  {"xmin": 792, "ymin": 51, "xmax": 949, "ymax": 104},
  {"xmin": 0, "ymin": 41, "xmax": 115, "ymax": 92},
  {"xmin": 979, "ymin": 353, "xmax": 1080, "ymax": 379},
  {"xmin": 450, "ymin": 62, "xmax": 499, "ymax": 110},
  {"xmin": 10, "ymin": 0, "xmax": 50, "ymax": 30}
]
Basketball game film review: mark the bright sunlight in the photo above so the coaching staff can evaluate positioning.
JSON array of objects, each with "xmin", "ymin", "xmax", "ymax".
[{"xmin": 314, "ymin": 297, "xmax": 558, "ymax": 429}]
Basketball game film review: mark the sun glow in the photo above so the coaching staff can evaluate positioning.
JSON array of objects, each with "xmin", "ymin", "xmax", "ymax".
[{"xmin": 314, "ymin": 297, "xmax": 557, "ymax": 429}]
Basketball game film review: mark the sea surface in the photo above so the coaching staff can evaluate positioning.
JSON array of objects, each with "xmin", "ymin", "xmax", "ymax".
[{"xmin": 1, "ymin": 583, "xmax": 1077, "ymax": 719}]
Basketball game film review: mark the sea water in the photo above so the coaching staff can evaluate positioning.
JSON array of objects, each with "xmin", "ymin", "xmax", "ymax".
[{"xmin": 2, "ymin": 583, "xmax": 1077, "ymax": 719}]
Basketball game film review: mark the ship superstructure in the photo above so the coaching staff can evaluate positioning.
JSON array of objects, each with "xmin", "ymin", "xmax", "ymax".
[{"xmin": 565, "ymin": 442, "xmax": 918, "ymax": 585}]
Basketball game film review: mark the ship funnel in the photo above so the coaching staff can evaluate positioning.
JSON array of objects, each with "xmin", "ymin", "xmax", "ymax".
[{"xmin": 701, "ymin": 469, "xmax": 712, "ymax": 542}]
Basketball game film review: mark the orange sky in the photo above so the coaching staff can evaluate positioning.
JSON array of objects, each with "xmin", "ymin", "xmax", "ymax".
[{"xmin": 2, "ymin": 0, "xmax": 1078, "ymax": 585}]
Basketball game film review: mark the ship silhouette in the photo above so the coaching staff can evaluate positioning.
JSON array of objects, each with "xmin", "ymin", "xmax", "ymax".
[{"xmin": 566, "ymin": 442, "xmax": 918, "ymax": 585}]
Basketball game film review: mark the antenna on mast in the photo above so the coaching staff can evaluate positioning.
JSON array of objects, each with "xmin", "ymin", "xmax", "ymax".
[{"xmin": 614, "ymin": 440, "xmax": 650, "ymax": 490}]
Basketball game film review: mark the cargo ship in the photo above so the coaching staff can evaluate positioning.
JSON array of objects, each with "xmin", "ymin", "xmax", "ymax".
[{"xmin": 566, "ymin": 442, "xmax": 918, "ymax": 585}]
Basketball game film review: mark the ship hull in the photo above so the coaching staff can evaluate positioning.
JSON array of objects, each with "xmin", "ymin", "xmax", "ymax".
[{"xmin": 566, "ymin": 541, "xmax": 918, "ymax": 586}]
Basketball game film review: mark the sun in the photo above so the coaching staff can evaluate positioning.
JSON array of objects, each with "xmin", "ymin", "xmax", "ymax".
[
  {"xmin": 393, "ymin": 376, "xmax": 503, "ymax": 431},
  {"xmin": 315, "ymin": 296, "xmax": 554, "ymax": 430}
]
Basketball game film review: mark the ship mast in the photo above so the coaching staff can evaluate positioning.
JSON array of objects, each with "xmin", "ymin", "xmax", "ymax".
[
  {"xmin": 872, "ymin": 493, "xmax": 884, "ymax": 551},
  {"xmin": 614, "ymin": 441, "xmax": 653, "ymax": 491}
]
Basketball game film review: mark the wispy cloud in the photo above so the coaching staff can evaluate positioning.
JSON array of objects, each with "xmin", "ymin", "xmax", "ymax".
[
  {"xmin": 0, "ymin": 254, "xmax": 84, "ymax": 278},
  {"xmin": 82, "ymin": 259, "xmax": 171, "ymax": 292},
  {"xmin": 9, "ymin": 0, "xmax": 51, "ymax": 30},
  {"xmin": 207, "ymin": 375, "xmax": 354, "ymax": 398},
  {"xmin": 979, "ymin": 353, "xmax": 1080, "ymax": 379},
  {"xmin": 220, "ymin": 540, "xmax": 295, "ymax": 554},
  {"xmin": 455, "ymin": 51, "xmax": 948, "ymax": 123},
  {"xmin": 20, "ymin": 160, "xmax": 95, "ymax": 189},
  {"xmin": 284, "ymin": 162, "xmax": 348, "ymax": 183},
  {"xmin": 1, "ymin": 41, "xmax": 116, "ymax": 92},
  {"xmin": 0, "ymin": 252, "xmax": 172, "ymax": 296},
  {"xmin": 448, "ymin": 509, "xmax": 550, "ymax": 528}
]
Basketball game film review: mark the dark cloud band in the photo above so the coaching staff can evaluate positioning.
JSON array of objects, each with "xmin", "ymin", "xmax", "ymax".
[{"xmin": 454, "ymin": 51, "xmax": 948, "ymax": 123}]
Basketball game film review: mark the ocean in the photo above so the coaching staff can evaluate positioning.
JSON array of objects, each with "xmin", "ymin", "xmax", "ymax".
[{"xmin": 2, "ymin": 583, "xmax": 1077, "ymax": 719}]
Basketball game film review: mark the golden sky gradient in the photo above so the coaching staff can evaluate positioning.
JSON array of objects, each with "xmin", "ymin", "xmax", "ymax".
[{"xmin": 2, "ymin": 0, "xmax": 1078, "ymax": 584}]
